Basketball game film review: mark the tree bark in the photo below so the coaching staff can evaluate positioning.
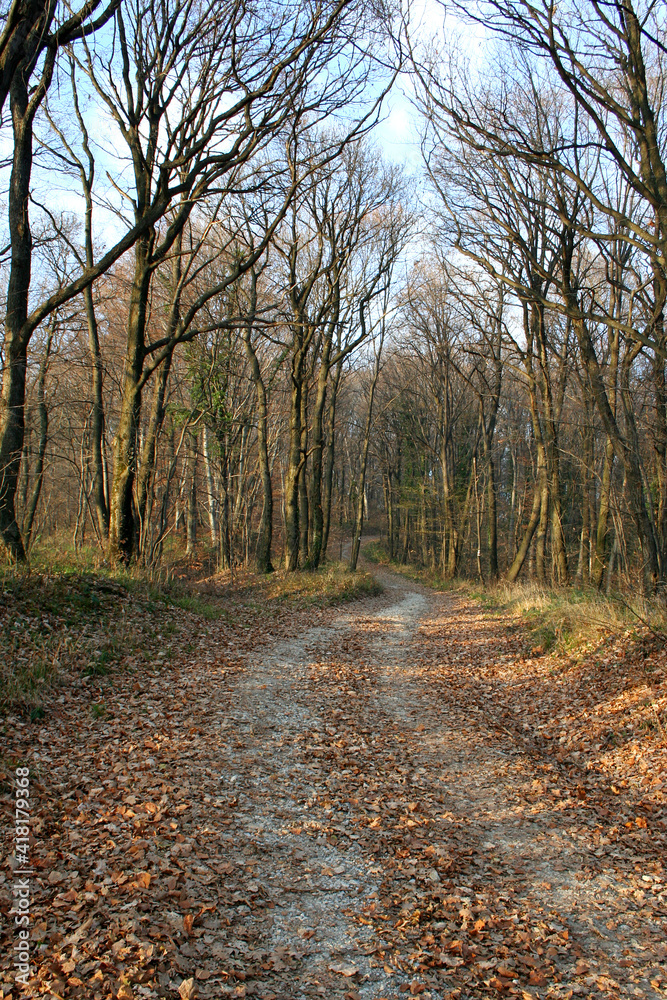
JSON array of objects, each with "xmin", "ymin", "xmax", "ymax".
[
  {"xmin": 506, "ymin": 467, "xmax": 542, "ymax": 583},
  {"xmin": 185, "ymin": 429, "xmax": 197, "ymax": 555},
  {"xmin": 309, "ymin": 345, "xmax": 331, "ymax": 569},
  {"xmin": 108, "ymin": 235, "xmax": 152, "ymax": 563},
  {"xmin": 218, "ymin": 431, "xmax": 231, "ymax": 570},
  {"xmin": 385, "ymin": 470, "xmax": 395, "ymax": 559},
  {"xmin": 135, "ymin": 352, "xmax": 172, "ymax": 550},
  {"xmin": 535, "ymin": 303, "xmax": 568, "ymax": 584},
  {"xmin": 350, "ymin": 339, "xmax": 383, "ymax": 571},
  {"xmin": 22, "ymin": 325, "xmax": 53, "ymax": 549},
  {"xmin": 202, "ymin": 423, "xmax": 218, "ymax": 549},
  {"xmin": 84, "ymin": 283, "xmax": 109, "ymax": 541},
  {"xmin": 284, "ymin": 326, "xmax": 307, "ymax": 570},
  {"xmin": 242, "ymin": 329, "xmax": 273, "ymax": 572},
  {"xmin": 0, "ymin": 77, "xmax": 33, "ymax": 560},
  {"xmin": 506, "ymin": 307, "xmax": 549, "ymax": 583},
  {"xmin": 0, "ymin": 0, "xmax": 118, "ymax": 557},
  {"xmin": 298, "ymin": 379, "xmax": 309, "ymax": 566},
  {"xmin": 507, "ymin": 445, "xmax": 518, "ymax": 565},
  {"xmin": 593, "ymin": 436, "xmax": 615, "ymax": 589},
  {"xmin": 321, "ymin": 357, "xmax": 343, "ymax": 563}
]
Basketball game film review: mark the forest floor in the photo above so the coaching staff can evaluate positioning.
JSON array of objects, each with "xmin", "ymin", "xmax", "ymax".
[{"xmin": 1, "ymin": 557, "xmax": 666, "ymax": 1000}]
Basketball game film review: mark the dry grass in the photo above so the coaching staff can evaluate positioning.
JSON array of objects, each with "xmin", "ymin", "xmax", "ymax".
[
  {"xmin": 472, "ymin": 581, "xmax": 667, "ymax": 656},
  {"xmin": 262, "ymin": 562, "xmax": 381, "ymax": 606}
]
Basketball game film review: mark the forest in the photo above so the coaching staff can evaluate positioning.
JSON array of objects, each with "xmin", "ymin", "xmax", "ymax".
[
  {"xmin": 1, "ymin": 0, "xmax": 666, "ymax": 598},
  {"xmin": 2, "ymin": 5, "xmax": 667, "ymax": 1000}
]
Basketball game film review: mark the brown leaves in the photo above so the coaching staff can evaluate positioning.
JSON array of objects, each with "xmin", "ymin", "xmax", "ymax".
[
  {"xmin": 2, "ymin": 570, "xmax": 665, "ymax": 1000},
  {"xmin": 328, "ymin": 962, "xmax": 359, "ymax": 977},
  {"xmin": 178, "ymin": 977, "xmax": 198, "ymax": 999}
]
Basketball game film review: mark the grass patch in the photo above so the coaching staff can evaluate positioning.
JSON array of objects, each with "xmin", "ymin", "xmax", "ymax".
[
  {"xmin": 363, "ymin": 540, "xmax": 390, "ymax": 566},
  {"xmin": 168, "ymin": 594, "xmax": 232, "ymax": 620},
  {"xmin": 0, "ymin": 566, "xmax": 164, "ymax": 713},
  {"xmin": 474, "ymin": 581, "xmax": 667, "ymax": 654},
  {"xmin": 264, "ymin": 562, "xmax": 382, "ymax": 607}
]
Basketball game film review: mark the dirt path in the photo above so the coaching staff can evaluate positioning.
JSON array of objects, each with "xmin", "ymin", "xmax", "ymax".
[
  {"xmin": 180, "ymin": 567, "xmax": 665, "ymax": 999},
  {"xmin": 3, "ymin": 566, "xmax": 665, "ymax": 1000}
]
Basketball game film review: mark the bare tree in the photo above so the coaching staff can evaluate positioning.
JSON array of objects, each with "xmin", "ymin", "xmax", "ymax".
[{"xmin": 0, "ymin": 0, "xmax": 123, "ymax": 559}]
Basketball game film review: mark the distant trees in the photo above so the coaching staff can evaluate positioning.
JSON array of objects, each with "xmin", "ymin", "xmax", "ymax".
[
  {"xmin": 403, "ymin": 0, "xmax": 667, "ymax": 594},
  {"xmin": 274, "ymin": 139, "xmax": 408, "ymax": 571},
  {"xmin": 5, "ymin": 0, "xmax": 667, "ymax": 599}
]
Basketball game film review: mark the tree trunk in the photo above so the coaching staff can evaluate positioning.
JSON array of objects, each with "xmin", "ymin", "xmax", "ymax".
[
  {"xmin": 321, "ymin": 357, "xmax": 343, "ymax": 563},
  {"xmin": 284, "ymin": 350, "xmax": 304, "ymax": 571},
  {"xmin": 473, "ymin": 456, "xmax": 485, "ymax": 584},
  {"xmin": 562, "ymin": 254, "xmax": 661, "ymax": 592},
  {"xmin": 605, "ymin": 525, "xmax": 619, "ymax": 596},
  {"xmin": 135, "ymin": 353, "xmax": 172, "ymax": 549},
  {"xmin": 0, "ymin": 78, "xmax": 33, "ymax": 560},
  {"xmin": 575, "ymin": 402, "xmax": 593, "ymax": 584},
  {"xmin": 535, "ymin": 465, "xmax": 549, "ymax": 583},
  {"xmin": 400, "ymin": 508, "xmax": 410, "ymax": 564},
  {"xmin": 440, "ymin": 442, "xmax": 458, "ymax": 578},
  {"xmin": 655, "ymin": 338, "xmax": 667, "ymax": 572},
  {"xmin": 575, "ymin": 484, "xmax": 589, "ymax": 585},
  {"xmin": 309, "ymin": 353, "xmax": 330, "ymax": 569},
  {"xmin": 508, "ymin": 445, "xmax": 518, "ymax": 565},
  {"xmin": 350, "ymin": 343, "xmax": 383, "ymax": 571},
  {"xmin": 22, "ymin": 326, "xmax": 53, "ymax": 550},
  {"xmin": 593, "ymin": 436, "xmax": 615, "ymax": 588},
  {"xmin": 242, "ymin": 328, "xmax": 273, "ymax": 573},
  {"xmin": 548, "ymin": 450, "xmax": 568, "ymax": 584},
  {"xmin": 507, "ymin": 329, "xmax": 548, "ymax": 583},
  {"xmin": 185, "ymin": 429, "xmax": 197, "ymax": 555},
  {"xmin": 17, "ymin": 436, "xmax": 29, "ymax": 516},
  {"xmin": 218, "ymin": 433, "xmax": 231, "ymax": 570},
  {"xmin": 298, "ymin": 383, "xmax": 309, "ymax": 566},
  {"xmin": 507, "ymin": 470, "xmax": 542, "ymax": 583},
  {"xmin": 419, "ymin": 480, "xmax": 429, "ymax": 565},
  {"xmin": 145, "ymin": 416, "xmax": 181, "ymax": 567},
  {"xmin": 486, "ymin": 452, "xmax": 498, "ymax": 579},
  {"xmin": 108, "ymin": 236, "xmax": 152, "ymax": 563},
  {"xmin": 535, "ymin": 303, "xmax": 568, "ymax": 584},
  {"xmin": 202, "ymin": 424, "xmax": 218, "ymax": 548},
  {"xmin": 385, "ymin": 471, "xmax": 395, "ymax": 559}
]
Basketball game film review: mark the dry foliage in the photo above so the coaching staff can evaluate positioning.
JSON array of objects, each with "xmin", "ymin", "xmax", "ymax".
[
  {"xmin": 0, "ymin": 561, "xmax": 380, "ymax": 712},
  {"xmin": 1, "ymin": 560, "xmax": 665, "ymax": 1000}
]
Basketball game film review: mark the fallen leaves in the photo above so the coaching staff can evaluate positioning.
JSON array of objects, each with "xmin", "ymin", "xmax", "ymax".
[
  {"xmin": 1, "ymin": 567, "xmax": 665, "ymax": 1000},
  {"xmin": 329, "ymin": 962, "xmax": 359, "ymax": 977}
]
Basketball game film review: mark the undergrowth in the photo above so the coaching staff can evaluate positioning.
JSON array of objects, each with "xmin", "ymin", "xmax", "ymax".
[
  {"xmin": 1, "ymin": 543, "xmax": 381, "ymax": 712},
  {"xmin": 472, "ymin": 582, "xmax": 667, "ymax": 656},
  {"xmin": 264, "ymin": 562, "xmax": 382, "ymax": 606},
  {"xmin": 364, "ymin": 540, "xmax": 466, "ymax": 593}
]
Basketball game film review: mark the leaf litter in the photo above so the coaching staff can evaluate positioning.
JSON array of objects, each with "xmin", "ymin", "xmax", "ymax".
[{"xmin": 1, "ymin": 565, "xmax": 665, "ymax": 999}]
